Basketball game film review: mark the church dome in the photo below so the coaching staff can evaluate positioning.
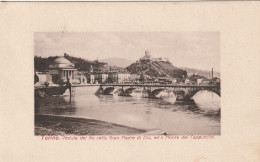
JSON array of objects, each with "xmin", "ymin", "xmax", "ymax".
[
  {"xmin": 54, "ymin": 57, "xmax": 72, "ymax": 64},
  {"xmin": 49, "ymin": 56, "xmax": 75, "ymax": 69}
]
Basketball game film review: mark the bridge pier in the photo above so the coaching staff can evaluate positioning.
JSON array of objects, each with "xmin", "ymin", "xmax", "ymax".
[
  {"xmin": 95, "ymin": 87, "xmax": 104, "ymax": 95},
  {"xmin": 118, "ymin": 88, "xmax": 126, "ymax": 96},
  {"xmin": 173, "ymin": 91, "xmax": 185, "ymax": 101},
  {"xmin": 140, "ymin": 89, "xmax": 150, "ymax": 98}
]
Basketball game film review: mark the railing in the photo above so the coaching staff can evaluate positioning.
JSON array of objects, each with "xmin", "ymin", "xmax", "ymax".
[
  {"xmin": 35, "ymin": 83, "xmax": 220, "ymax": 88},
  {"xmin": 99, "ymin": 83, "xmax": 220, "ymax": 88}
]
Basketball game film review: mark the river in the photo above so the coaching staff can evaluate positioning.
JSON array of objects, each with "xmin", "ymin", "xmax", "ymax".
[{"xmin": 35, "ymin": 86, "xmax": 221, "ymax": 135}]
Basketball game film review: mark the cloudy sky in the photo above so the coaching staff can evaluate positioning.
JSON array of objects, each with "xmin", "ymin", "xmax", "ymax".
[{"xmin": 35, "ymin": 32, "xmax": 220, "ymax": 72}]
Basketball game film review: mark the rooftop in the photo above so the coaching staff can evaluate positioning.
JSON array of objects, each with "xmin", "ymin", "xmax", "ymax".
[{"xmin": 54, "ymin": 57, "xmax": 72, "ymax": 64}]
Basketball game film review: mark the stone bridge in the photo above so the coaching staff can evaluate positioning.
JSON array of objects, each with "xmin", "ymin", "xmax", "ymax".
[{"xmin": 96, "ymin": 84, "xmax": 221, "ymax": 101}]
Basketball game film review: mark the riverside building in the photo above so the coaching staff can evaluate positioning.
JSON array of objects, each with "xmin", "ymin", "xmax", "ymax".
[{"xmin": 48, "ymin": 57, "xmax": 77, "ymax": 84}]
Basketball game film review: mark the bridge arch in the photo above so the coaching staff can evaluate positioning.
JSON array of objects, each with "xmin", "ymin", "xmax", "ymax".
[
  {"xmin": 124, "ymin": 88, "xmax": 136, "ymax": 95},
  {"xmin": 103, "ymin": 87, "xmax": 115, "ymax": 95},
  {"xmin": 98, "ymin": 84, "xmax": 220, "ymax": 101},
  {"xmin": 150, "ymin": 88, "xmax": 165, "ymax": 98},
  {"xmin": 186, "ymin": 89, "xmax": 220, "ymax": 100}
]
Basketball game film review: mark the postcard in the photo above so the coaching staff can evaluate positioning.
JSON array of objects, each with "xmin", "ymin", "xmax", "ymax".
[{"xmin": 0, "ymin": 2, "xmax": 259, "ymax": 162}]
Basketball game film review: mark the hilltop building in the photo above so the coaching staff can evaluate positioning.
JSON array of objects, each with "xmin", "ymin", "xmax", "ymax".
[
  {"xmin": 153, "ymin": 57, "xmax": 169, "ymax": 62},
  {"xmin": 139, "ymin": 50, "xmax": 169, "ymax": 62},
  {"xmin": 140, "ymin": 50, "xmax": 152, "ymax": 61}
]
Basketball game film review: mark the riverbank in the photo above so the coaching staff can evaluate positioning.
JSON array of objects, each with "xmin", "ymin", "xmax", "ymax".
[{"xmin": 35, "ymin": 115, "xmax": 146, "ymax": 136}]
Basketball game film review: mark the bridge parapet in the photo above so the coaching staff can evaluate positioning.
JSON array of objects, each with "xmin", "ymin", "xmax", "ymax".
[{"xmin": 97, "ymin": 84, "xmax": 220, "ymax": 100}]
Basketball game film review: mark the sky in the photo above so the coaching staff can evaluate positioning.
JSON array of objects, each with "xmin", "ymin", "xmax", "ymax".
[{"xmin": 34, "ymin": 32, "xmax": 220, "ymax": 72}]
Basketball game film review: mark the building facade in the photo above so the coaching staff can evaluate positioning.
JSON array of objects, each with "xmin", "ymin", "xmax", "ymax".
[
  {"xmin": 117, "ymin": 72, "xmax": 131, "ymax": 83},
  {"xmin": 94, "ymin": 73, "xmax": 108, "ymax": 83},
  {"xmin": 76, "ymin": 71, "xmax": 87, "ymax": 84},
  {"xmin": 86, "ymin": 74, "xmax": 95, "ymax": 84},
  {"xmin": 48, "ymin": 57, "xmax": 77, "ymax": 84},
  {"xmin": 35, "ymin": 72, "xmax": 52, "ymax": 84},
  {"xmin": 129, "ymin": 74, "xmax": 140, "ymax": 83},
  {"xmin": 107, "ymin": 72, "xmax": 131, "ymax": 83},
  {"xmin": 185, "ymin": 78, "xmax": 190, "ymax": 84},
  {"xmin": 152, "ymin": 57, "xmax": 169, "ymax": 62},
  {"xmin": 197, "ymin": 78, "xmax": 203, "ymax": 84}
]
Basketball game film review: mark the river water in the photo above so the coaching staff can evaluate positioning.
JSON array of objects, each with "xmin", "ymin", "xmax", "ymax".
[{"xmin": 35, "ymin": 86, "xmax": 221, "ymax": 135}]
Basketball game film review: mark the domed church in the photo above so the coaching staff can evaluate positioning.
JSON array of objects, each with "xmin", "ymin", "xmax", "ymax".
[{"xmin": 48, "ymin": 56, "xmax": 77, "ymax": 84}]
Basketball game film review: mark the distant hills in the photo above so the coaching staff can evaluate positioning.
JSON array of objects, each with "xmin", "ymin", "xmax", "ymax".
[
  {"xmin": 35, "ymin": 54, "xmax": 220, "ymax": 79},
  {"xmin": 64, "ymin": 54, "xmax": 107, "ymax": 72},
  {"xmin": 101, "ymin": 57, "xmax": 220, "ymax": 79},
  {"xmin": 100, "ymin": 58, "xmax": 133, "ymax": 68},
  {"xmin": 181, "ymin": 67, "xmax": 220, "ymax": 78}
]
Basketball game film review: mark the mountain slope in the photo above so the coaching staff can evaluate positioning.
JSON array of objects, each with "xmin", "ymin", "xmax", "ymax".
[
  {"xmin": 34, "ymin": 54, "xmax": 107, "ymax": 72},
  {"xmin": 100, "ymin": 58, "xmax": 133, "ymax": 68},
  {"xmin": 126, "ymin": 60, "xmax": 187, "ymax": 78},
  {"xmin": 64, "ymin": 54, "xmax": 107, "ymax": 72}
]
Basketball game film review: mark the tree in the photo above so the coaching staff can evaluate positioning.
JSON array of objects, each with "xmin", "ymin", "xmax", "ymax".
[{"xmin": 34, "ymin": 73, "xmax": 39, "ymax": 83}]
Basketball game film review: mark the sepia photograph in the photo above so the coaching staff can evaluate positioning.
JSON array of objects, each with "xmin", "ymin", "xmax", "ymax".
[
  {"xmin": 1, "ymin": 2, "xmax": 260, "ymax": 162},
  {"xmin": 34, "ymin": 32, "xmax": 221, "ymax": 136}
]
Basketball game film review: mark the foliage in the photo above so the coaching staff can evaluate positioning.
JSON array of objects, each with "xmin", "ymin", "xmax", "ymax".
[
  {"xmin": 34, "ymin": 54, "xmax": 107, "ymax": 72},
  {"xmin": 34, "ymin": 56, "xmax": 59, "ymax": 71}
]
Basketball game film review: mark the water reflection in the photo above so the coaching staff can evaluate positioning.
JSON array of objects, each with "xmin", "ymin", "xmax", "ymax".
[
  {"xmin": 35, "ymin": 96, "xmax": 77, "ymax": 115},
  {"xmin": 35, "ymin": 87, "xmax": 221, "ymax": 135},
  {"xmin": 193, "ymin": 90, "xmax": 221, "ymax": 111}
]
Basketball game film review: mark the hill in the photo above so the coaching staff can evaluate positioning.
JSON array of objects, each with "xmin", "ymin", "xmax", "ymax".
[
  {"xmin": 34, "ymin": 56, "xmax": 59, "ymax": 71},
  {"xmin": 63, "ymin": 53, "xmax": 107, "ymax": 72},
  {"xmin": 100, "ymin": 58, "xmax": 133, "ymax": 68},
  {"xmin": 34, "ymin": 54, "xmax": 107, "ymax": 72},
  {"xmin": 98, "ymin": 64, "xmax": 125, "ymax": 73},
  {"xmin": 126, "ymin": 60, "xmax": 187, "ymax": 78}
]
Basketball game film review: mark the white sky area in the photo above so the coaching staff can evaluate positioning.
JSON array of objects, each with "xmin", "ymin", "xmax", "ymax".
[{"xmin": 35, "ymin": 32, "xmax": 220, "ymax": 72}]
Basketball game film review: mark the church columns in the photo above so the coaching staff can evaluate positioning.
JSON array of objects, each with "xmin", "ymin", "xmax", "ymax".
[
  {"xmin": 60, "ymin": 70, "xmax": 76, "ymax": 83},
  {"xmin": 70, "ymin": 71, "xmax": 72, "ymax": 81}
]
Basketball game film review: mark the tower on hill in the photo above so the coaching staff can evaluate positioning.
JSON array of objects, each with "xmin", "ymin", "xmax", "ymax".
[{"xmin": 140, "ymin": 50, "xmax": 152, "ymax": 61}]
